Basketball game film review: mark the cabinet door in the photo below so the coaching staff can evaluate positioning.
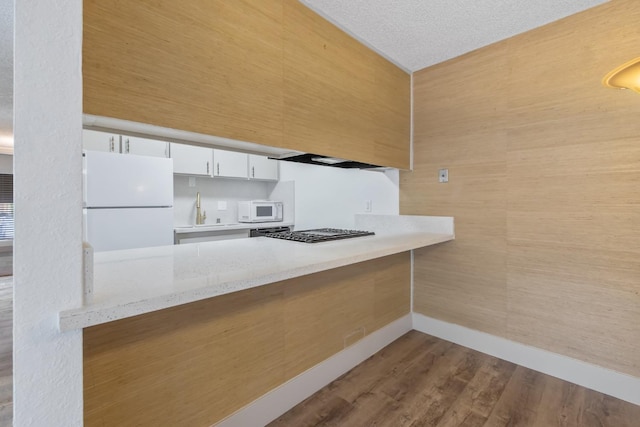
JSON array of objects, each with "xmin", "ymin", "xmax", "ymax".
[
  {"xmin": 84, "ymin": 1, "xmax": 284, "ymax": 149},
  {"xmin": 213, "ymin": 149, "xmax": 248, "ymax": 179},
  {"xmin": 83, "ymin": 129, "xmax": 120, "ymax": 153},
  {"xmin": 175, "ymin": 229, "xmax": 249, "ymax": 244},
  {"xmin": 122, "ymin": 136, "xmax": 169, "ymax": 158},
  {"xmin": 170, "ymin": 143, "xmax": 213, "ymax": 176},
  {"xmin": 249, "ymin": 154, "xmax": 279, "ymax": 181},
  {"xmin": 282, "ymin": 0, "xmax": 410, "ymax": 169}
]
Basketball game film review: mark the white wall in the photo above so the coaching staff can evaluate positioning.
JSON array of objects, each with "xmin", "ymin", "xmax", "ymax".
[
  {"xmin": 174, "ymin": 163, "xmax": 398, "ymax": 231},
  {"xmin": 0, "ymin": 154, "xmax": 12, "ymax": 174},
  {"xmin": 14, "ymin": 0, "xmax": 84, "ymax": 425},
  {"xmin": 173, "ymin": 176, "xmax": 270, "ymax": 225},
  {"xmin": 279, "ymin": 162, "xmax": 399, "ymax": 230}
]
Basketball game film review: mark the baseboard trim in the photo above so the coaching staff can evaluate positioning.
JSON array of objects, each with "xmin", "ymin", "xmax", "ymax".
[
  {"xmin": 214, "ymin": 314, "xmax": 413, "ymax": 427},
  {"xmin": 412, "ymin": 313, "xmax": 640, "ymax": 406}
]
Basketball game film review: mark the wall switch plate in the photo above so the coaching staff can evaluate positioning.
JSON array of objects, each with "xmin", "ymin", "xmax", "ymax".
[
  {"xmin": 439, "ymin": 168, "xmax": 449, "ymax": 183},
  {"xmin": 217, "ymin": 201, "xmax": 227, "ymax": 210},
  {"xmin": 188, "ymin": 177, "xmax": 196, "ymax": 187},
  {"xmin": 365, "ymin": 200, "xmax": 372, "ymax": 212}
]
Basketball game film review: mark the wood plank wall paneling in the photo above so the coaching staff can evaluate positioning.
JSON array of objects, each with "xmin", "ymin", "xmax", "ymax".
[
  {"xmin": 403, "ymin": 0, "xmax": 640, "ymax": 377},
  {"xmin": 83, "ymin": 0, "xmax": 411, "ymax": 169},
  {"xmin": 282, "ymin": 0, "xmax": 411, "ymax": 169},
  {"xmin": 371, "ymin": 53, "xmax": 412, "ymax": 169},
  {"xmin": 283, "ymin": 0, "xmax": 376, "ymax": 164},
  {"xmin": 83, "ymin": 253, "xmax": 410, "ymax": 426},
  {"xmin": 83, "ymin": 0, "xmax": 285, "ymax": 147}
]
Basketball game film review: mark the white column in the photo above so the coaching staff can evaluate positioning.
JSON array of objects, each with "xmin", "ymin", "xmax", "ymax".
[{"xmin": 13, "ymin": 0, "xmax": 83, "ymax": 425}]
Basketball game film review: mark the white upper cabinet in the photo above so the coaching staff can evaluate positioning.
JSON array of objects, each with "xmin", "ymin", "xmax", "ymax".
[
  {"xmin": 170, "ymin": 143, "xmax": 213, "ymax": 176},
  {"xmin": 83, "ymin": 129, "xmax": 120, "ymax": 153},
  {"xmin": 84, "ymin": 131, "xmax": 279, "ymax": 181},
  {"xmin": 249, "ymin": 154, "xmax": 279, "ymax": 181},
  {"xmin": 83, "ymin": 130, "xmax": 169, "ymax": 158},
  {"xmin": 121, "ymin": 136, "xmax": 169, "ymax": 158},
  {"xmin": 213, "ymin": 149, "xmax": 248, "ymax": 179}
]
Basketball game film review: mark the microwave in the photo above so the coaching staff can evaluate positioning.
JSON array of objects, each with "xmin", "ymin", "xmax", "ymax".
[{"xmin": 238, "ymin": 200, "xmax": 283, "ymax": 223}]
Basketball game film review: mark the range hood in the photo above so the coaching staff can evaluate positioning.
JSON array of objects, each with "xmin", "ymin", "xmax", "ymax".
[{"xmin": 270, "ymin": 153, "xmax": 385, "ymax": 170}]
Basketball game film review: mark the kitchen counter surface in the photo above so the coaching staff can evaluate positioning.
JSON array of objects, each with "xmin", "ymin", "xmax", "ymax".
[{"xmin": 59, "ymin": 215, "xmax": 454, "ymax": 331}]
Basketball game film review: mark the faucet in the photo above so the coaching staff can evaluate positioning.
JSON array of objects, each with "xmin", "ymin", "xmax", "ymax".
[{"xmin": 195, "ymin": 192, "xmax": 206, "ymax": 225}]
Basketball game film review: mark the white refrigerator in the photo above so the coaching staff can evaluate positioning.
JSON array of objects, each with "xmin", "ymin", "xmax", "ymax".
[{"xmin": 83, "ymin": 150, "xmax": 174, "ymax": 252}]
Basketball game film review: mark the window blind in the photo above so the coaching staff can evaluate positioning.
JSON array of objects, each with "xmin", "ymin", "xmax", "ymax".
[{"xmin": 0, "ymin": 174, "xmax": 14, "ymax": 240}]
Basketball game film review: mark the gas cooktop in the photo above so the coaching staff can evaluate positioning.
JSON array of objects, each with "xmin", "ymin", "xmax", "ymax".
[{"xmin": 263, "ymin": 228, "xmax": 375, "ymax": 243}]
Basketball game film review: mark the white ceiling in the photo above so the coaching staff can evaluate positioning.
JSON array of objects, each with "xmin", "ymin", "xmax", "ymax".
[
  {"xmin": 0, "ymin": 0, "xmax": 609, "ymax": 144},
  {"xmin": 302, "ymin": 0, "xmax": 608, "ymax": 72}
]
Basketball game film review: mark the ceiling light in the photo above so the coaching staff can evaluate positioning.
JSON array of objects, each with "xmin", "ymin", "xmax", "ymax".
[{"xmin": 602, "ymin": 57, "xmax": 640, "ymax": 94}]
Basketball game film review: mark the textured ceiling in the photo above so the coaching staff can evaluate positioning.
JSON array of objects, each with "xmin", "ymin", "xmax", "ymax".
[
  {"xmin": 0, "ymin": 0, "xmax": 609, "ymax": 145},
  {"xmin": 302, "ymin": 0, "xmax": 608, "ymax": 71}
]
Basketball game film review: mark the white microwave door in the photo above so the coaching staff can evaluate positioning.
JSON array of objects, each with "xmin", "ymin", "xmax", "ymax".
[{"xmin": 255, "ymin": 205, "xmax": 274, "ymax": 218}]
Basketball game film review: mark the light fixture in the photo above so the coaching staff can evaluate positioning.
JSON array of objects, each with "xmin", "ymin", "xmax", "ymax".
[
  {"xmin": 602, "ymin": 57, "xmax": 640, "ymax": 94},
  {"xmin": 311, "ymin": 156, "xmax": 348, "ymax": 165}
]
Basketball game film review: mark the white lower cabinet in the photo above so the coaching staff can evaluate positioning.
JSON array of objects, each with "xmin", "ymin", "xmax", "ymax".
[
  {"xmin": 249, "ymin": 154, "xmax": 279, "ymax": 181},
  {"xmin": 170, "ymin": 143, "xmax": 213, "ymax": 176},
  {"xmin": 174, "ymin": 229, "xmax": 249, "ymax": 244}
]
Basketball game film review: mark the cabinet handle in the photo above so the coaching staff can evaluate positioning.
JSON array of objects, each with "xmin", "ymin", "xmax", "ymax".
[
  {"xmin": 207, "ymin": 161, "xmax": 210, "ymax": 175},
  {"xmin": 216, "ymin": 163, "xmax": 220, "ymax": 176},
  {"xmin": 125, "ymin": 138, "xmax": 130, "ymax": 154},
  {"xmin": 251, "ymin": 166, "xmax": 255, "ymax": 178},
  {"xmin": 109, "ymin": 137, "xmax": 115, "ymax": 152}
]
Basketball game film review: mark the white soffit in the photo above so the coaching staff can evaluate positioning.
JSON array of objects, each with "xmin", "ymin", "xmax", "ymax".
[{"xmin": 301, "ymin": 0, "xmax": 609, "ymax": 72}]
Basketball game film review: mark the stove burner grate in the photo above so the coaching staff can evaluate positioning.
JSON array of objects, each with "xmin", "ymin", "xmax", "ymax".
[{"xmin": 263, "ymin": 228, "xmax": 375, "ymax": 243}]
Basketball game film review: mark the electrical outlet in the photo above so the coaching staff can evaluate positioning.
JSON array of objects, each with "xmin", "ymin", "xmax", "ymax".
[
  {"xmin": 365, "ymin": 200, "xmax": 372, "ymax": 212},
  {"xmin": 188, "ymin": 177, "xmax": 196, "ymax": 187},
  {"xmin": 439, "ymin": 168, "xmax": 449, "ymax": 183},
  {"xmin": 217, "ymin": 201, "xmax": 227, "ymax": 211}
]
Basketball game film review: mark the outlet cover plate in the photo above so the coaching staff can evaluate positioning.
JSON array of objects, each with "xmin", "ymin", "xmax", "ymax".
[{"xmin": 439, "ymin": 168, "xmax": 449, "ymax": 183}]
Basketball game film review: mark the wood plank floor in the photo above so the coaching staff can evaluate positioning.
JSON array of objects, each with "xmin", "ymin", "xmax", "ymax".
[
  {"xmin": 269, "ymin": 331, "xmax": 640, "ymax": 427},
  {"xmin": 0, "ymin": 279, "xmax": 11, "ymax": 427}
]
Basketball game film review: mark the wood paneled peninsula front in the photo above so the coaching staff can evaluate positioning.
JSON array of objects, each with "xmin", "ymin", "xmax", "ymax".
[{"xmin": 66, "ymin": 215, "xmax": 453, "ymax": 426}]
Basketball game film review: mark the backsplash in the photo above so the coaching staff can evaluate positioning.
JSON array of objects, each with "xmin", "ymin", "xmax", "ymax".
[
  {"xmin": 173, "ymin": 161, "xmax": 399, "ymax": 230},
  {"xmin": 173, "ymin": 176, "xmax": 270, "ymax": 226},
  {"xmin": 279, "ymin": 162, "xmax": 399, "ymax": 230}
]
